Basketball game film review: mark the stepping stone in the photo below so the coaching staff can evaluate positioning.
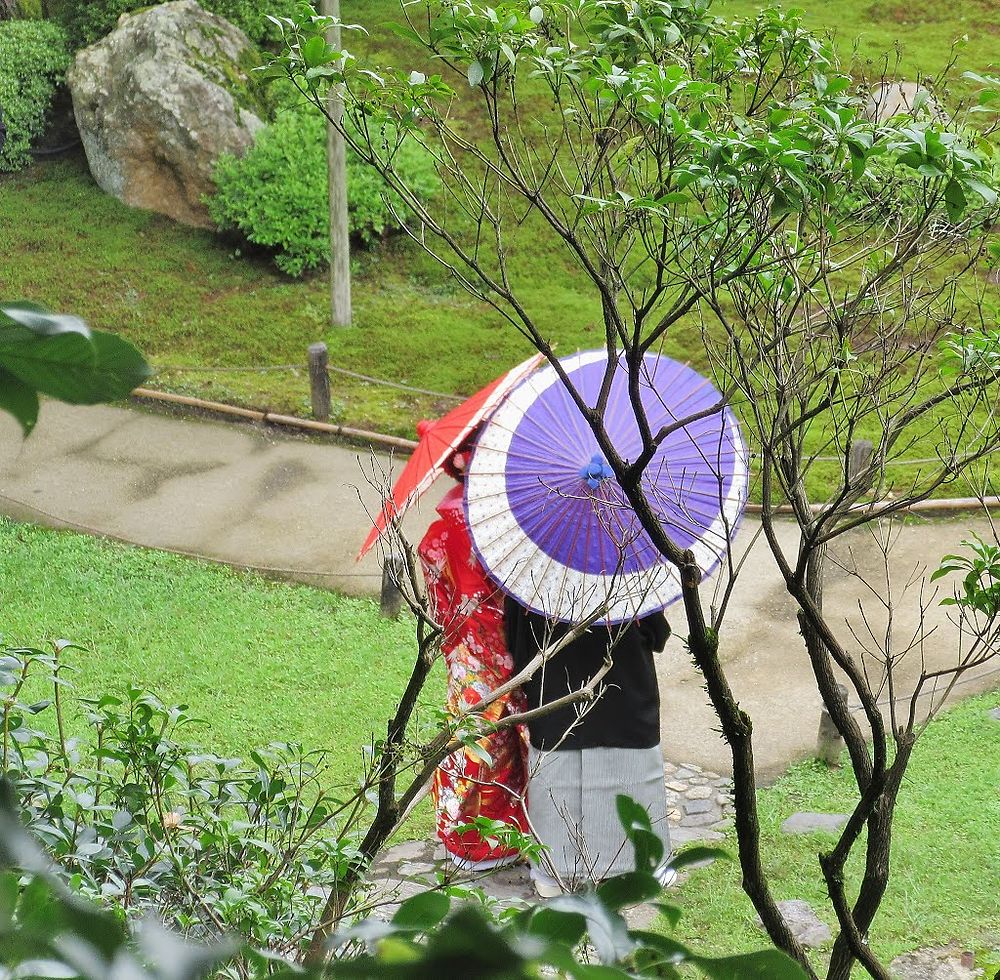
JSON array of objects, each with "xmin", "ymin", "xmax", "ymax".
[
  {"xmin": 679, "ymin": 811, "xmax": 721, "ymax": 828},
  {"xmin": 757, "ymin": 899, "xmax": 831, "ymax": 948},
  {"xmin": 686, "ymin": 785, "xmax": 712, "ymax": 800},
  {"xmin": 669, "ymin": 826, "xmax": 724, "ymax": 846},
  {"xmin": 683, "ymin": 798, "xmax": 715, "ymax": 815},
  {"xmin": 398, "ymin": 861, "xmax": 436, "ymax": 878},
  {"xmin": 781, "ymin": 812, "xmax": 850, "ymax": 835},
  {"xmin": 623, "ymin": 903, "xmax": 660, "ymax": 930},
  {"xmin": 890, "ymin": 947, "xmax": 977, "ymax": 979},
  {"xmin": 380, "ymin": 839, "xmax": 433, "ymax": 864}
]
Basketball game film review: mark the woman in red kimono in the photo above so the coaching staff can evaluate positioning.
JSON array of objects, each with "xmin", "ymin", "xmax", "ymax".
[{"xmin": 418, "ymin": 440, "xmax": 529, "ymax": 870}]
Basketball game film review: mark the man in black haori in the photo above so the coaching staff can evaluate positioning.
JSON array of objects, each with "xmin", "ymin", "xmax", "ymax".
[{"xmin": 506, "ymin": 599, "xmax": 674, "ymax": 897}]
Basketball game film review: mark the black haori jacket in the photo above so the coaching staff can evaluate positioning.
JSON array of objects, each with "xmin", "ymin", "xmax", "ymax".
[{"xmin": 505, "ymin": 598, "xmax": 669, "ymax": 752}]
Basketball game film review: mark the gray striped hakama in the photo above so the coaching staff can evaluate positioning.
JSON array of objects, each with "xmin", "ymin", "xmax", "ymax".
[{"xmin": 527, "ymin": 744, "xmax": 670, "ymax": 883}]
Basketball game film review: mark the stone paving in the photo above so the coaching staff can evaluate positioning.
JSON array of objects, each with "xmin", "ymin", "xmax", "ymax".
[{"xmin": 363, "ymin": 760, "xmax": 734, "ymax": 925}]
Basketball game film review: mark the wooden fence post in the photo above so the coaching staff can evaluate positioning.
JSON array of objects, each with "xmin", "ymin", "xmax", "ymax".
[
  {"xmin": 816, "ymin": 683, "xmax": 849, "ymax": 766},
  {"xmin": 380, "ymin": 555, "xmax": 404, "ymax": 619},
  {"xmin": 848, "ymin": 439, "xmax": 873, "ymax": 483},
  {"xmin": 308, "ymin": 342, "xmax": 331, "ymax": 422}
]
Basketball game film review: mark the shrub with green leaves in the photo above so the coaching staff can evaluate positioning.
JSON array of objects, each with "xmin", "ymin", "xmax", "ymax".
[
  {"xmin": 208, "ymin": 110, "xmax": 439, "ymax": 277},
  {"xmin": 55, "ymin": 0, "xmax": 302, "ymax": 50},
  {"xmin": 0, "ymin": 19, "xmax": 70, "ymax": 171},
  {"xmin": 0, "ymin": 642, "xmax": 808, "ymax": 978}
]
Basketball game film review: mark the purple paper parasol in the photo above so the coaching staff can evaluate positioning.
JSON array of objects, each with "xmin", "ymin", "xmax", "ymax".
[{"xmin": 464, "ymin": 350, "xmax": 748, "ymax": 624}]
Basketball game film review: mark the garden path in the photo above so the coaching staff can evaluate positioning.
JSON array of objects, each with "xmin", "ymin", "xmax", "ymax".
[{"xmin": 1, "ymin": 400, "xmax": 998, "ymax": 779}]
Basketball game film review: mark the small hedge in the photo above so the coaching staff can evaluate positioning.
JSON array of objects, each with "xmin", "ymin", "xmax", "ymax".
[
  {"xmin": 208, "ymin": 110, "xmax": 440, "ymax": 277},
  {"xmin": 56, "ymin": 0, "xmax": 302, "ymax": 50},
  {"xmin": 0, "ymin": 19, "xmax": 70, "ymax": 172}
]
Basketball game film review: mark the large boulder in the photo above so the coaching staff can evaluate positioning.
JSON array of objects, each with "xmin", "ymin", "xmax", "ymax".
[
  {"xmin": 864, "ymin": 81, "xmax": 940, "ymax": 124},
  {"xmin": 67, "ymin": 0, "xmax": 264, "ymax": 228}
]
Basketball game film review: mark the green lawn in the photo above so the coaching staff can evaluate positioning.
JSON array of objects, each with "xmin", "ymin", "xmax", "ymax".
[
  {"xmin": 0, "ymin": 153, "xmax": 603, "ymax": 437},
  {"xmin": 2, "ymin": 520, "xmax": 998, "ymax": 964},
  {"xmin": 0, "ymin": 515, "xmax": 443, "ymax": 797},
  {"xmin": 670, "ymin": 689, "xmax": 1000, "ymax": 968},
  {"xmin": 1, "ymin": 0, "xmax": 997, "ymax": 491}
]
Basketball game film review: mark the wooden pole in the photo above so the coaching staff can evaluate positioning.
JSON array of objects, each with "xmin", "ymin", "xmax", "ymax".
[
  {"xmin": 308, "ymin": 342, "xmax": 332, "ymax": 421},
  {"xmin": 321, "ymin": 0, "xmax": 352, "ymax": 328}
]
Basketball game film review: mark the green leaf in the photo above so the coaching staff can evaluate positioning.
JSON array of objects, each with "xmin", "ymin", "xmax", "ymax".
[
  {"xmin": 669, "ymin": 846, "xmax": 728, "ymax": 870},
  {"xmin": 0, "ymin": 366, "xmax": 41, "ymax": 435},
  {"xmin": 387, "ymin": 21, "xmax": 425, "ymax": 45},
  {"xmin": 944, "ymin": 178, "xmax": 968, "ymax": 222},
  {"xmin": 0, "ymin": 303, "xmax": 150, "ymax": 404},
  {"xmin": 596, "ymin": 871, "xmax": 661, "ymax": 910},
  {"xmin": 0, "ymin": 302, "xmax": 92, "ymax": 342},
  {"xmin": 615, "ymin": 794, "xmax": 663, "ymax": 872},
  {"xmin": 547, "ymin": 891, "xmax": 634, "ymax": 964},
  {"xmin": 468, "ymin": 60, "xmax": 484, "ymax": 87},
  {"xmin": 691, "ymin": 948, "xmax": 811, "ymax": 979},
  {"xmin": 423, "ymin": 907, "xmax": 524, "ymax": 970},
  {"xmin": 86, "ymin": 330, "xmax": 153, "ymax": 401},
  {"xmin": 0, "ymin": 871, "xmax": 19, "ymax": 922},
  {"xmin": 391, "ymin": 890, "xmax": 451, "ymax": 930},
  {"xmin": 525, "ymin": 906, "xmax": 588, "ymax": 946},
  {"xmin": 301, "ymin": 34, "xmax": 328, "ymax": 69}
]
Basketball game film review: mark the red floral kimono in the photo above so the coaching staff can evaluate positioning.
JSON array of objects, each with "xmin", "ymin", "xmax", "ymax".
[{"xmin": 418, "ymin": 484, "xmax": 529, "ymax": 866}]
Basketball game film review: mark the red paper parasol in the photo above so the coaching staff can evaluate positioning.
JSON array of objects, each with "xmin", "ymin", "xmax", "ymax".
[{"xmin": 357, "ymin": 354, "xmax": 543, "ymax": 560}]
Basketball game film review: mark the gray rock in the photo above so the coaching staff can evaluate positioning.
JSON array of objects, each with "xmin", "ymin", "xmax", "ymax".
[
  {"xmin": 379, "ymin": 839, "xmax": 433, "ymax": 864},
  {"xmin": 680, "ymin": 811, "xmax": 720, "ymax": 827},
  {"xmin": 989, "ymin": 706, "xmax": 1000, "ymax": 721},
  {"xmin": 781, "ymin": 812, "xmax": 850, "ymax": 835},
  {"xmin": 398, "ymin": 861, "xmax": 435, "ymax": 878},
  {"xmin": 757, "ymin": 899, "xmax": 832, "ymax": 948},
  {"xmin": 686, "ymin": 785, "xmax": 712, "ymax": 800},
  {"xmin": 864, "ymin": 82, "xmax": 941, "ymax": 124},
  {"xmin": 890, "ymin": 947, "xmax": 977, "ymax": 979},
  {"xmin": 67, "ymin": 0, "xmax": 264, "ymax": 227},
  {"xmin": 669, "ymin": 826, "xmax": 724, "ymax": 846},
  {"xmin": 683, "ymin": 798, "xmax": 714, "ymax": 815},
  {"xmin": 623, "ymin": 903, "xmax": 660, "ymax": 930}
]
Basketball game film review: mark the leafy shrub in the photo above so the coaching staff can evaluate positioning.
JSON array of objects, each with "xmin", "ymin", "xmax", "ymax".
[
  {"xmin": 0, "ymin": 647, "xmax": 808, "ymax": 980},
  {"xmin": 0, "ymin": 19, "xmax": 70, "ymax": 171},
  {"xmin": 208, "ymin": 110, "xmax": 439, "ymax": 277},
  {"xmin": 1, "ymin": 643, "xmax": 356, "ymax": 967},
  {"xmin": 56, "ymin": 0, "xmax": 302, "ymax": 50}
]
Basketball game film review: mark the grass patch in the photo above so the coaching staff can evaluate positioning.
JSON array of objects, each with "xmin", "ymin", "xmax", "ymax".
[
  {"xmin": 0, "ymin": 516, "xmax": 443, "ymax": 809},
  {"xmin": 0, "ymin": 0, "xmax": 996, "ymax": 493},
  {"xmin": 669, "ymin": 689, "xmax": 1000, "ymax": 966}
]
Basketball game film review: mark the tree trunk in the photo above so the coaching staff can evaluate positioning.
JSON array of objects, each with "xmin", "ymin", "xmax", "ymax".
[{"xmin": 0, "ymin": 0, "xmax": 19, "ymax": 21}]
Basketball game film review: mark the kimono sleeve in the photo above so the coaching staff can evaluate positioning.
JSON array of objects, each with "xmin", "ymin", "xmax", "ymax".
[{"xmin": 418, "ymin": 517, "xmax": 454, "ymax": 628}]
